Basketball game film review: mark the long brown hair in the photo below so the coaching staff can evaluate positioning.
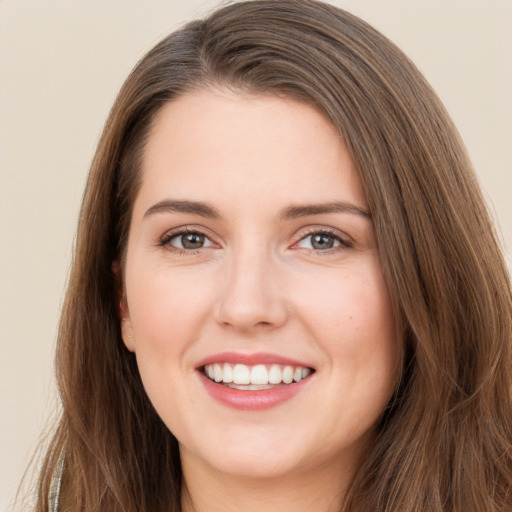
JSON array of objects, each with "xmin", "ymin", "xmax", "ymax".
[{"xmin": 36, "ymin": 1, "xmax": 512, "ymax": 510}]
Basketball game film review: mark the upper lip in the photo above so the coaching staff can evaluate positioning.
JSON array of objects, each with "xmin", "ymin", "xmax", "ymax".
[{"xmin": 195, "ymin": 351, "xmax": 314, "ymax": 369}]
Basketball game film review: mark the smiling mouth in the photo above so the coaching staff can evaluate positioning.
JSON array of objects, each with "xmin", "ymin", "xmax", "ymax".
[{"xmin": 202, "ymin": 363, "xmax": 314, "ymax": 390}]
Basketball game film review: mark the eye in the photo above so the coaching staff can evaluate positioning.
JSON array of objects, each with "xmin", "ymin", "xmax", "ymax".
[
  {"xmin": 294, "ymin": 230, "xmax": 350, "ymax": 251},
  {"xmin": 161, "ymin": 230, "xmax": 215, "ymax": 251}
]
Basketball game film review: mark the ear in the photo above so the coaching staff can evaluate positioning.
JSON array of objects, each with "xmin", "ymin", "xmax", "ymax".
[
  {"xmin": 112, "ymin": 261, "xmax": 136, "ymax": 353},
  {"xmin": 119, "ymin": 295, "xmax": 136, "ymax": 353}
]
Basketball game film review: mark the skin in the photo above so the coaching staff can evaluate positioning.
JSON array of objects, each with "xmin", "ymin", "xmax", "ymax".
[{"xmin": 120, "ymin": 90, "xmax": 398, "ymax": 512}]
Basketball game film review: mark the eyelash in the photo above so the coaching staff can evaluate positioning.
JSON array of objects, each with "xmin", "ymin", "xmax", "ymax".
[
  {"xmin": 159, "ymin": 226, "xmax": 352, "ymax": 255},
  {"xmin": 294, "ymin": 227, "xmax": 352, "ymax": 254},
  {"xmin": 159, "ymin": 227, "xmax": 213, "ymax": 255}
]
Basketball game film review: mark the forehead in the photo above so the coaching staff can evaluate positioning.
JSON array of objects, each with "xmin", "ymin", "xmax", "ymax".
[{"xmin": 135, "ymin": 89, "xmax": 367, "ymax": 214}]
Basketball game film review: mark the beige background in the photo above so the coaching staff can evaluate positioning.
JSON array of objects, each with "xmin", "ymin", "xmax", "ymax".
[{"xmin": 1, "ymin": 1, "xmax": 511, "ymax": 509}]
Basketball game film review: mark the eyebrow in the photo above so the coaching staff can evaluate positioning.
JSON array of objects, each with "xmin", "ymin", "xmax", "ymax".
[
  {"xmin": 278, "ymin": 202, "xmax": 371, "ymax": 220},
  {"xmin": 144, "ymin": 199, "xmax": 221, "ymax": 219},
  {"xmin": 144, "ymin": 199, "xmax": 371, "ymax": 221}
]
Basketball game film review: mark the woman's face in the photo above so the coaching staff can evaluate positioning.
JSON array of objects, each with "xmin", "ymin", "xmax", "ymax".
[{"xmin": 121, "ymin": 90, "xmax": 398, "ymax": 480}]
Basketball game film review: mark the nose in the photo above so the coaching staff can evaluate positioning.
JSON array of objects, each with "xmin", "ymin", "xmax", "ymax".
[{"xmin": 214, "ymin": 245, "xmax": 288, "ymax": 332}]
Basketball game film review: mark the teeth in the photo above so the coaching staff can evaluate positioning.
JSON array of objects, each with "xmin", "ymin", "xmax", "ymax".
[
  {"xmin": 204, "ymin": 363, "xmax": 312, "ymax": 386},
  {"xmin": 228, "ymin": 383, "xmax": 274, "ymax": 390},
  {"xmin": 214, "ymin": 364, "xmax": 223, "ymax": 383},
  {"xmin": 251, "ymin": 364, "xmax": 269, "ymax": 385},
  {"xmin": 282, "ymin": 366, "xmax": 294, "ymax": 384},
  {"xmin": 222, "ymin": 363, "xmax": 233, "ymax": 383},
  {"xmin": 233, "ymin": 364, "xmax": 250, "ymax": 384},
  {"xmin": 268, "ymin": 364, "xmax": 282, "ymax": 384}
]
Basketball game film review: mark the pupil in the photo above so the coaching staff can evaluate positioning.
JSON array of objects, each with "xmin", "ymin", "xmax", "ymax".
[
  {"xmin": 312, "ymin": 234, "xmax": 333, "ymax": 249},
  {"xmin": 182, "ymin": 233, "xmax": 204, "ymax": 249}
]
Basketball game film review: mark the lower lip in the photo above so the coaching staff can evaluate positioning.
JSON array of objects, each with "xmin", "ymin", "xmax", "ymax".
[{"xmin": 198, "ymin": 372, "xmax": 312, "ymax": 411}]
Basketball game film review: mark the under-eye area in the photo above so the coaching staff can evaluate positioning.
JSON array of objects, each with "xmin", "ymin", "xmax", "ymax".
[{"xmin": 202, "ymin": 363, "xmax": 315, "ymax": 389}]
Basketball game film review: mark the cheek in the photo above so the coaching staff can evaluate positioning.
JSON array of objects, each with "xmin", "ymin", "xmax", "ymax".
[
  {"xmin": 293, "ymin": 261, "xmax": 398, "ymax": 384},
  {"xmin": 123, "ymin": 265, "xmax": 215, "ymax": 424},
  {"xmin": 297, "ymin": 264, "xmax": 394, "ymax": 339},
  {"xmin": 125, "ymin": 263, "xmax": 215, "ymax": 352}
]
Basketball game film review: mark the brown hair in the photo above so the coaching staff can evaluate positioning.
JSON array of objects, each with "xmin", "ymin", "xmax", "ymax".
[{"xmin": 35, "ymin": 1, "xmax": 512, "ymax": 510}]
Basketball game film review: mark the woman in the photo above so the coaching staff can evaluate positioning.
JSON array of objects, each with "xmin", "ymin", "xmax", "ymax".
[{"xmin": 35, "ymin": 0, "xmax": 512, "ymax": 510}]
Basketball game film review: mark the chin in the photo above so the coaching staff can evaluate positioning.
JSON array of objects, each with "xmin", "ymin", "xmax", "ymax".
[
  {"xmin": 207, "ymin": 451, "xmax": 305, "ymax": 480},
  {"xmin": 182, "ymin": 429, "xmax": 312, "ymax": 480}
]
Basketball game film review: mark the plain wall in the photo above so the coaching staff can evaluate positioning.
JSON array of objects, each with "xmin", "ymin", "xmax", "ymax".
[{"xmin": 1, "ymin": 1, "xmax": 511, "ymax": 509}]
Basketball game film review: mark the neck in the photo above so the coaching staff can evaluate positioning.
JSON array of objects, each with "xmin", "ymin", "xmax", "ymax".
[{"xmin": 180, "ymin": 449, "xmax": 354, "ymax": 512}]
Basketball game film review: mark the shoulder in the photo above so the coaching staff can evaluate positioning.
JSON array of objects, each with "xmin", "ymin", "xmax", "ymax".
[{"xmin": 48, "ymin": 451, "xmax": 65, "ymax": 512}]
